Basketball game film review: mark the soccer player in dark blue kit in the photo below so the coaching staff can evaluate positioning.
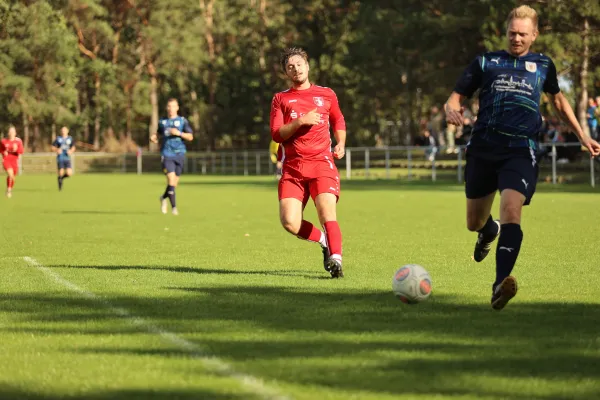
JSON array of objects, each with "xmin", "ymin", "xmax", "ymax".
[
  {"xmin": 150, "ymin": 98, "xmax": 194, "ymax": 215},
  {"xmin": 445, "ymin": 5, "xmax": 600, "ymax": 310},
  {"xmin": 51, "ymin": 126, "xmax": 76, "ymax": 191}
]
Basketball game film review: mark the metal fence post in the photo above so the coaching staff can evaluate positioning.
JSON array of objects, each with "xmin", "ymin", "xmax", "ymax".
[
  {"xmin": 221, "ymin": 153, "xmax": 225, "ymax": 174},
  {"xmin": 431, "ymin": 150, "xmax": 436, "ymax": 182},
  {"xmin": 407, "ymin": 148, "xmax": 412, "ymax": 180},
  {"xmin": 256, "ymin": 153, "xmax": 261, "ymax": 175},
  {"xmin": 346, "ymin": 148, "xmax": 351, "ymax": 180},
  {"xmin": 122, "ymin": 154, "xmax": 127, "ymax": 173},
  {"xmin": 18, "ymin": 157, "xmax": 23, "ymax": 175},
  {"xmin": 365, "ymin": 148, "xmax": 370, "ymax": 178},
  {"xmin": 212, "ymin": 153, "xmax": 216, "ymax": 174},
  {"xmin": 137, "ymin": 150, "xmax": 142, "ymax": 175},
  {"xmin": 385, "ymin": 148, "xmax": 390, "ymax": 179},
  {"xmin": 457, "ymin": 147, "xmax": 463, "ymax": 183},
  {"xmin": 590, "ymin": 155, "xmax": 596, "ymax": 188},
  {"xmin": 551, "ymin": 145, "xmax": 557, "ymax": 184},
  {"xmin": 232, "ymin": 152, "xmax": 237, "ymax": 175},
  {"xmin": 243, "ymin": 151, "xmax": 248, "ymax": 176},
  {"xmin": 72, "ymin": 153, "xmax": 76, "ymax": 175},
  {"xmin": 202, "ymin": 155, "xmax": 207, "ymax": 175}
]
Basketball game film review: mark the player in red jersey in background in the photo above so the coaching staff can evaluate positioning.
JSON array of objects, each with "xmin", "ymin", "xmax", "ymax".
[
  {"xmin": 0, "ymin": 125, "xmax": 24, "ymax": 198},
  {"xmin": 270, "ymin": 47, "xmax": 347, "ymax": 278}
]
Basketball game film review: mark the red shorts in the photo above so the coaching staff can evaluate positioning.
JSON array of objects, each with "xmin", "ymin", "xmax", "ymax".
[
  {"xmin": 2, "ymin": 159, "xmax": 18, "ymax": 173},
  {"xmin": 278, "ymin": 156, "xmax": 340, "ymax": 205}
]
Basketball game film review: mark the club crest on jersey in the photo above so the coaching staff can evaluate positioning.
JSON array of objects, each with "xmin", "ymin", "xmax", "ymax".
[
  {"xmin": 174, "ymin": 120, "xmax": 180, "ymax": 127},
  {"xmin": 525, "ymin": 62, "xmax": 537, "ymax": 73},
  {"xmin": 313, "ymin": 97, "xmax": 324, "ymax": 107}
]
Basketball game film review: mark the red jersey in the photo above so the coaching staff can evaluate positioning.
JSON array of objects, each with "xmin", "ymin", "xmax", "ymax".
[
  {"xmin": 0, "ymin": 137, "xmax": 24, "ymax": 162},
  {"xmin": 270, "ymin": 85, "xmax": 346, "ymax": 161}
]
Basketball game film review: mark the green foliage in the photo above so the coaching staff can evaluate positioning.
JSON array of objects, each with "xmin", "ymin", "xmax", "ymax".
[{"xmin": 0, "ymin": 0, "xmax": 597, "ymax": 149}]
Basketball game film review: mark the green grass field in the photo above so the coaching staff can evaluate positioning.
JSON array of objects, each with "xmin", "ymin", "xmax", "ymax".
[{"xmin": 0, "ymin": 174, "xmax": 599, "ymax": 400}]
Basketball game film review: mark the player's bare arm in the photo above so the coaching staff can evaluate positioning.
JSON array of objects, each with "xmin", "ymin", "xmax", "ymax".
[
  {"xmin": 444, "ymin": 92, "xmax": 466, "ymax": 126},
  {"xmin": 277, "ymin": 108, "xmax": 320, "ymax": 142},
  {"xmin": 548, "ymin": 92, "xmax": 600, "ymax": 157},
  {"xmin": 333, "ymin": 130, "xmax": 346, "ymax": 159},
  {"xmin": 150, "ymin": 134, "xmax": 158, "ymax": 144},
  {"xmin": 68, "ymin": 146, "xmax": 76, "ymax": 155}
]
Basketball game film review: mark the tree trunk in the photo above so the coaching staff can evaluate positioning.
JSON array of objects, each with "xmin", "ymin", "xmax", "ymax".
[
  {"xmin": 51, "ymin": 123, "xmax": 56, "ymax": 142},
  {"xmin": 149, "ymin": 67, "xmax": 159, "ymax": 151},
  {"xmin": 200, "ymin": 0, "xmax": 216, "ymax": 150},
  {"xmin": 190, "ymin": 90, "xmax": 200, "ymax": 149},
  {"xmin": 33, "ymin": 123, "xmax": 40, "ymax": 152},
  {"xmin": 22, "ymin": 112, "xmax": 30, "ymax": 151},
  {"xmin": 577, "ymin": 17, "xmax": 590, "ymax": 137},
  {"xmin": 93, "ymin": 72, "xmax": 101, "ymax": 150}
]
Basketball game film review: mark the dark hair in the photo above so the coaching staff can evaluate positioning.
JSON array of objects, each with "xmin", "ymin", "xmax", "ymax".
[
  {"xmin": 167, "ymin": 98, "xmax": 179, "ymax": 104},
  {"xmin": 280, "ymin": 47, "xmax": 308, "ymax": 71}
]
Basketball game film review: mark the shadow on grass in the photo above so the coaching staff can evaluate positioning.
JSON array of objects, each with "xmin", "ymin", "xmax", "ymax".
[
  {"xmin": 52, "ymin": 265, "xmax": 329, "ymax": 280},
  {"xmin": 1, "ymin": 282, "xmax": 600, "ymax": 399},
  {"xmin": 0, "ymin": 385, "xmax": 247, "ymax": 400},
  {"xmin": 57, "ymin": 211, "xmax": 152, "ymax": 215}
]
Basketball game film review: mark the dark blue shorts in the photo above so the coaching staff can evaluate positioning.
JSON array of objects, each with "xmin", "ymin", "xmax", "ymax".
[
  {"xmin": 57, "ymin": 159, "xmax": 72, "ymax": 170},
  {"xmin": 162, "ymin": 155, "xmax": 185, "ymax": 176},
  {"xmin": 465, "ymin": 149, "xmax": 539, "ymax": 206}
]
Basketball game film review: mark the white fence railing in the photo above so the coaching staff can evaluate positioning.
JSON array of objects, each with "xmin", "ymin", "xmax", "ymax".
[{"xmin": 18, "ymin": 143, "xmax": 598, "ymax": 187}]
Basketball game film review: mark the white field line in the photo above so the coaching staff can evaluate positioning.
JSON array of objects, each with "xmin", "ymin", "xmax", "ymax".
[{"xmin": 23, "ymin": 256, "xmax": 290, "ymax": 400}]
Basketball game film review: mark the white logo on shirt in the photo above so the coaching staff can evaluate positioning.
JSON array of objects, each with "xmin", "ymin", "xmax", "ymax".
[
  {"xmin": 491, "ymin": 57, "xmax": 500, "ymax": 64},
  {"xmin": 288, "ymin": 99, "xmax": 297, "ymax": 103}
]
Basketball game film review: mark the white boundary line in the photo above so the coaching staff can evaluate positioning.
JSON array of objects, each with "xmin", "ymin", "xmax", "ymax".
[{"xmin": 22, "ymin": 256, "xmax": 290, "ymax": 400}]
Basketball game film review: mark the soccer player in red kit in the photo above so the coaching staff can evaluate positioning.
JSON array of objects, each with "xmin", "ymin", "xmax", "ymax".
[
  {"xmin": 270, "ymin": 47, "xmax": 347, "ymax": 278},
  {"xmin": 0, "ymin": 126, "xmax": 24, "ymax": 198}
]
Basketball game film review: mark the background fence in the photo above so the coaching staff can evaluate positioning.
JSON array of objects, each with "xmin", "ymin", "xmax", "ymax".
[{"xmin": 19, "ymin": 143, "xmax": 599, "ymax": 187}]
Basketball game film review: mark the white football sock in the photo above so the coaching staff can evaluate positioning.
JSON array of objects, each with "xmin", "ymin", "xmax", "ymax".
[{"xmin": 319, "ymin": 231, "xmax": 327, "ymax": 248}]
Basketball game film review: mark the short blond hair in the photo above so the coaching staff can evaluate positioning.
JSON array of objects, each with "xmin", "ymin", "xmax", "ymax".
[{"xmin": 507, "ymin": 5, "xmax": 538, "ymax": 31}]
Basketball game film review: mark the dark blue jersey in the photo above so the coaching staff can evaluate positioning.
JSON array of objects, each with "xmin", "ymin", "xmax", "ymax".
[
  {"xmin": 52, "ymin": 136, "xmax": 74, "ymax": 160},
  {"xmin": 454, "ymin": 50, "xmax": 560, "ymax": 150},
  {"xmin": 157, "ymin": 116, "xmax": 193, "ymax": 157}
]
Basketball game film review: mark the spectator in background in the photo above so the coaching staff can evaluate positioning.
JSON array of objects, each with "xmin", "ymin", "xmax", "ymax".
[
  {"xmin": 415, "ymin": 128, "xmax": 437, "ymax": 162},
  {"xmin": 596, "ymin": 96, "xmax": 600, "ymax": 139},
  {"xmin": 429, "ymin": 106, "xmax": 445, "ymax": 148},
  {"xmin": 269, "ymin": 139, "xmax": 283, "ymax": 180},
  {"xmin": 587, "ymin": 98, "xmax": 598, "ymax": 139}
]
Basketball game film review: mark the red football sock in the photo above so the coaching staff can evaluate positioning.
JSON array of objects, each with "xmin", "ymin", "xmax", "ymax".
[
  {"xmin": 324, "ymin": 221, "xmax": 342, "ymax": 256},
  {"xmin": 6, "ymin": 177, "xmax": 13, "ymax": 189},
  {"xmin": 297, "ymin": 220, "xmax": 324, "ymax": 243}
]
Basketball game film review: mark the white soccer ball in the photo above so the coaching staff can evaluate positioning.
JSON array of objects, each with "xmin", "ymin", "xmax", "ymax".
[{"xmin": 392, "ymin": 264, "xmax": 432, "ymax": 304}]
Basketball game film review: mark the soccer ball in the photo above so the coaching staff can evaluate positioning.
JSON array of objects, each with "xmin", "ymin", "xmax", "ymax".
[{"xmin": 392, "ymin": 264, "xmax": 432, "ymax": 304}]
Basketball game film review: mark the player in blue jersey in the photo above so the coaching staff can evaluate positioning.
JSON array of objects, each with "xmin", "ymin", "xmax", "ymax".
[
  {"xmin": 445, "ymin": 5, "xmax": 600, "ymax": 310},
  {"xmin": 51, "ymin": 126, "xmax": 76, "ymax": 191},
  {"xmin": 150, "ymin": 98, "xmax": 193, "ymax": 215}
]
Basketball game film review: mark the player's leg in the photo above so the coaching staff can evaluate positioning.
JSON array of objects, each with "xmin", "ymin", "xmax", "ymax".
[
  {"xmin": 159, "ymin": 157, "xmax": 174, "ymax": 214},
  {"xmin": 465, "ymin": 153, "xmax": 501, "ymax": 262},
  {"xmin": 5, "ymin": 166, "xmax": 15, "ymax": 197},
  {"xmin": 279, "ymin": 172, "xmax": 328, "ymax": 252},
  {"xmin": 169, "ymin": 158, "xmax": 183, "ymax": 215},
  {"xmin": 165, "ymin": 172, "xmax": 178, "ymax": 211},
  {"xmin": 491, "ymin": 156, "xmax": 537, "ymax": 310},
  {"xmin": 309, "ymin": 161, "xmax": 343, "ymax": 278},
  {"xmin": 57, "ymin": 164, "xmax": 66, "ymax": 191},
  {"xmin": 314, "ymin": 192, "xmax": 343, "ymax": 278}
]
